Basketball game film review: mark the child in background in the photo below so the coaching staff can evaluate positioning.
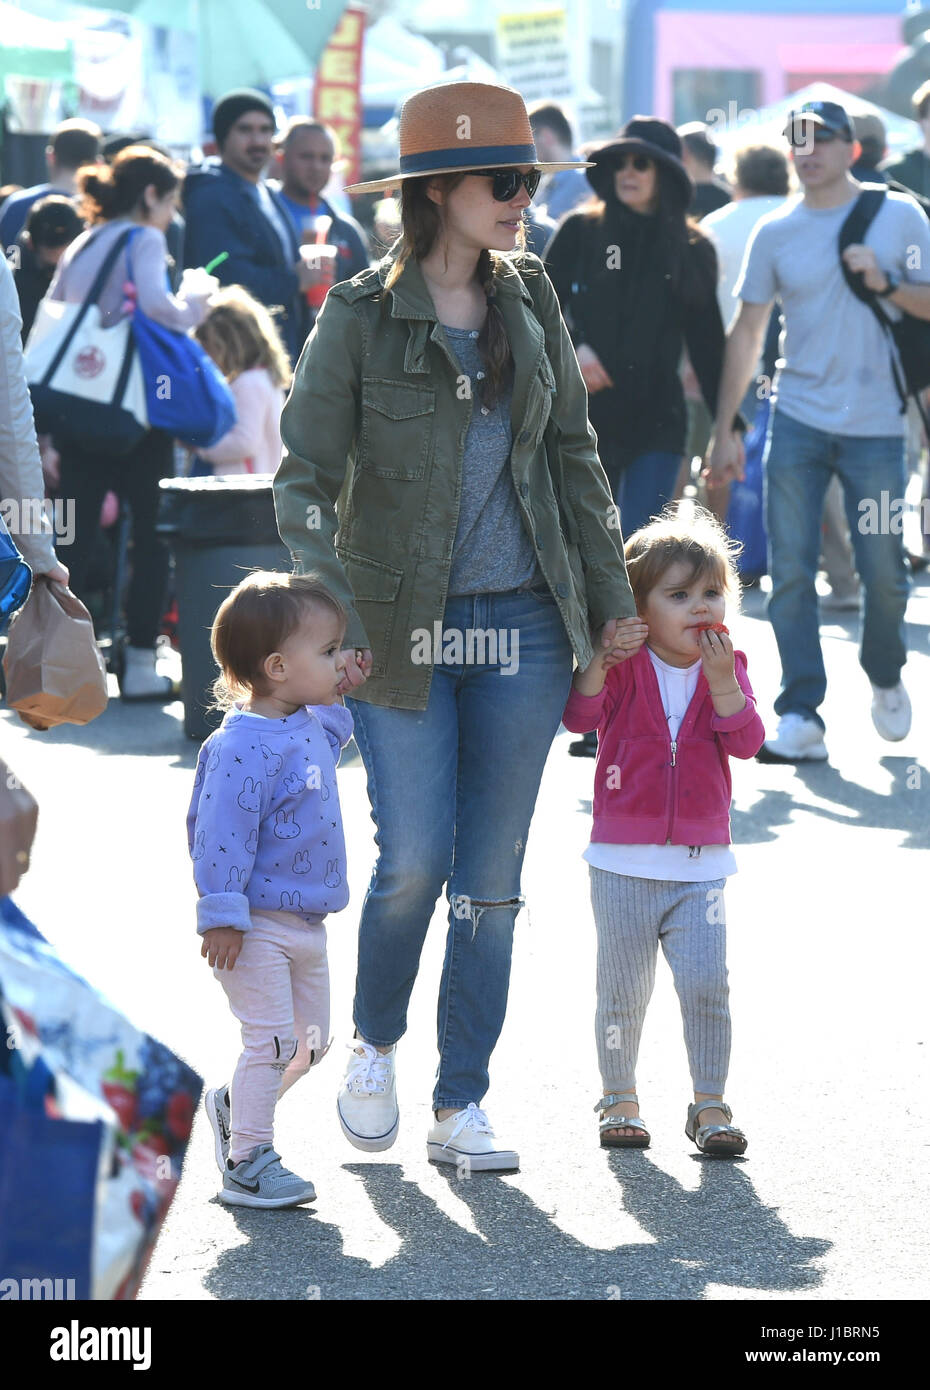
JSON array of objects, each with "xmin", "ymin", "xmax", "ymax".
[
  {"xmin": 192, "ymin": 286, "xmax": 290, "ymax": 476},
  {"xmin": 562, "ymin": 505, "xmax": 764, "ymax": 1156},
  {"xmin": 16, "ymin": 195, "xmax": 84, "ymax": 342},
  {"xmin": 187, "ymin": 571, "xmax": 354, "ymax": 1207}
]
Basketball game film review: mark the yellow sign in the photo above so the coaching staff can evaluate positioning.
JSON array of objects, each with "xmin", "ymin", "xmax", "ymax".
[{"xmin": 496, "ymin": 8, "xmax": 572, "ymax": 102}]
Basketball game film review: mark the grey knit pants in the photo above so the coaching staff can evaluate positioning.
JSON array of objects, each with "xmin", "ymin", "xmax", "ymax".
[{"xmin": 590, "ymin": 866, "xmax": 731, "ymax": 1097}]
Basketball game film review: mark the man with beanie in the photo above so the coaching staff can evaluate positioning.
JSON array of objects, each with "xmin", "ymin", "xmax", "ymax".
[{"xmin": 183, "ymin": 89, "xmax": 313, "ymax": 366}]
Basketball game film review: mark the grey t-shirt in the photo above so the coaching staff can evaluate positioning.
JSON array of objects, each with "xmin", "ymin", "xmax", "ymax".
[
  {"xmin": 443, "ymin": 324, "xmax": 541, "ymax": 596},
  {"xmin": 735, "ymin": 188, "xmax": 930, "ymax": 436}
]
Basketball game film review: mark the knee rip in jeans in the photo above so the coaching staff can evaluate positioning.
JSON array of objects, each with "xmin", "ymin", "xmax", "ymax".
[{"xmin": 450, "ymin": 893, "xmax": 525, "ymax": 941}]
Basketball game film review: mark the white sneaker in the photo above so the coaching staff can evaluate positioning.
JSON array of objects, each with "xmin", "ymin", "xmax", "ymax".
[
  {"xmin": 427, "ymin": 1103, "xmax": 519, "ymax": 1173},
  {"xmin": 756, "ymin": 713, "xmax": 828, "ymax": 764},
  {"xmin": 119, "ymin": 646, "xmax": 175, "ymax": 702},
  {"xmin": 336, "ymin": 1041, "xmax": 399, "ymax": 1151},
  {"xmin": 870, "ymin": 681, "xmax": 911, "ymax": 742}
]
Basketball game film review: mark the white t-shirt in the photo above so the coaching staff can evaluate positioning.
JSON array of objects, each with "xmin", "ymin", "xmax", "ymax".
[
  {"xmin": 702, "ymin": 195, "xmax": 787, "ymax": 329},
  {"xmin": 734, "ymin": 187, "xmax": 930, "ymax": 436},
  {"xmin": 583, "ymin": 649, "xmax": 737, "ymax": 882}
]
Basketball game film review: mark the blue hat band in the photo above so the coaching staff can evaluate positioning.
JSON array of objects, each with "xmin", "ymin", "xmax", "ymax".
[{"xmin": 399, "ymin": 143, "xmax": 538, "ymax": 173}]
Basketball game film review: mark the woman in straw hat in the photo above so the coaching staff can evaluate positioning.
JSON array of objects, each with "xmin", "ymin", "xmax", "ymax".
[{"xmin": 273, "ymin": 81, "xmax": 645, "ymax": 1172}]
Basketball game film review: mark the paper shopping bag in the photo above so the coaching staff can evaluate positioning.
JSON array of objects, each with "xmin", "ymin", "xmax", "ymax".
[
  {"xmin": 2, "ymin": 578, "xmax": 108, "ymax": 730},
  {"xmin": 0, "ymin": 758, "xmax": 38, "ymax": 896}
]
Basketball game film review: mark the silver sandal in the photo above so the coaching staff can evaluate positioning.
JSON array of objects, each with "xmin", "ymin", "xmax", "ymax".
[
  {"xmin": 685, "ymin": 1101, "xmax": 747, "ymax": 1157},
  {"xmin": 595, "ymin": 1093, "xmax": 651, "ymax": 1149}
]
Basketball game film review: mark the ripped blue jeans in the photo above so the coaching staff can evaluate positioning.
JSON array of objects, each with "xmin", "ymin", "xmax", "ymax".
[{"xmin": 347, "ymin": 587, "xmax": 574, "ymax": 1110}]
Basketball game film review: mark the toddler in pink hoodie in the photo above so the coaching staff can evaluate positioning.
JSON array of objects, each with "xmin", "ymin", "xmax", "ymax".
[{"xmin": 562, "ymin": 504, "xmax": 764, "ymax": 1157}]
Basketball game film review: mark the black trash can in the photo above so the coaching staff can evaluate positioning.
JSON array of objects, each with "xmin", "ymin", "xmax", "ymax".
[{"xmin": 157, "ymin": 475, "xmax": 291, "ymax": 740}]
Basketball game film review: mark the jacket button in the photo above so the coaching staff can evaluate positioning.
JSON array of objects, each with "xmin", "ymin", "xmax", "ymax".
[
  {"xmin": 535, "ymin": 536, "xmax": 544, "ymax": 550},
  {"xmin": 519, "ymin": 430, "xmax": 530, "ymax": 444},
  {"xmin": 519, "ymin": 481, "xmax": 529, "ymax": 497},
  {"xmin": 556, "ymin": 582, "xmax": 569, "ymax": 598}
]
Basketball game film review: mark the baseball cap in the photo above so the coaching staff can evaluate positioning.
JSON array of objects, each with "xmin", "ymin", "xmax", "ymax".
[{"xmin": 783, "ymin": 100, "xmax": 855, "ymax": 145}]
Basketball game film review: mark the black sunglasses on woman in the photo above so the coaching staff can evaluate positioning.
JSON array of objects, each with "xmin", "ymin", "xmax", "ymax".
[{"xmin": 466, "ymin": 168, "xmax": 542, "ymax": 201}]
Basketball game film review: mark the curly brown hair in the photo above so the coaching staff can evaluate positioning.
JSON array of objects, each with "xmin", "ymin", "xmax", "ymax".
[{"xmin": 195, "ymin": 285, "xmax": 291, "ymax": 388}]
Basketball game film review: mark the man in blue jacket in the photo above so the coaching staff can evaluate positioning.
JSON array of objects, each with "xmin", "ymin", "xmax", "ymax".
[{"xmin": 183, "ymin": 89, "xmax": 314, "ymax": 366}]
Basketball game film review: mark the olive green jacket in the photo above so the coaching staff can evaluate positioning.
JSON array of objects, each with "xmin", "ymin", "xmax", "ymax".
[{"xmin": 274, "ymin": 247, "xmax": 636, "ymax": 710}]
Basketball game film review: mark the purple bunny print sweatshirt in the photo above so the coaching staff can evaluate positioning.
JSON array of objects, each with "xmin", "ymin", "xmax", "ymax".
[{"xmin": 187, "ymin": 701, "xmax": 354, "ymax": 933}]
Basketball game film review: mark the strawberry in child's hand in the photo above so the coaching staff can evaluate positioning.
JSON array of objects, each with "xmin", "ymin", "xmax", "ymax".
[{"xmin": 695, "ymin": 622, "xmax": 729, "ymax": 635}]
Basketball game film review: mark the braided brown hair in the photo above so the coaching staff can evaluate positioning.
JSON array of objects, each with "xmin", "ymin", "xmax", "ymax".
[{"xmin": 382, "ymin": 172, "xmax": 529, "ymax": 410}]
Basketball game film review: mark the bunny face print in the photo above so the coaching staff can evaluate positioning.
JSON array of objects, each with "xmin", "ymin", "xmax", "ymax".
[{"xmin": 187, "ymin": 701, "xmax": 353, "ymax": 932}]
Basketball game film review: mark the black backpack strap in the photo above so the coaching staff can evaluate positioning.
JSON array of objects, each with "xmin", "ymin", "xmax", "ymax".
[
  {"xmin": 838, "ymin": 185, "xmax": 916, "ymax": 415},
  {"xmin": 42, "ymin": 227, "xmax": 136, "ymax": 385}
]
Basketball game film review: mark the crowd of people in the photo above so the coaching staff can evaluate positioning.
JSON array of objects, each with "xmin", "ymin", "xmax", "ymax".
[{"xmin": 2, "ymin": 73, "xmax": 928, "ymax": 1198}]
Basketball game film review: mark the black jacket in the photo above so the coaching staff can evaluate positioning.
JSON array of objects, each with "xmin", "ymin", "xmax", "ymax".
[
  {"xmin": 183, "ymin": 160, "xmax": 304, "ymax": 365},
  {"xmin": 543, "ymin": 199, "xmax": 727, "ymax": 455},
  {"xmin": 881, "ymin": 148, "xmax": 930, "ymax": 200}
]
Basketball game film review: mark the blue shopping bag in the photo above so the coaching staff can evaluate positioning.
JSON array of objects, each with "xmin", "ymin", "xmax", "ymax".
[
  {"xmin": 726, "ymin": 395, "xmax": 770, "ymax": 580},
  {"xmin": 127, "ymin": 232, "xmax": 236, "ymax": 449}
]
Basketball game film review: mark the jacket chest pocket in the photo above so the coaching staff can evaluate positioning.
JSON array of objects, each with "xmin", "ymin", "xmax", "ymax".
[{"xmin": 360, "ymin": 377, "xmax": 435, "ymax": 480}]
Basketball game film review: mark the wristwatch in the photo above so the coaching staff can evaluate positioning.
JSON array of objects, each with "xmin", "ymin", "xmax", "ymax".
[{"xmin": 877, "ymin": 274, "xmax": 899, "ymax": 298}]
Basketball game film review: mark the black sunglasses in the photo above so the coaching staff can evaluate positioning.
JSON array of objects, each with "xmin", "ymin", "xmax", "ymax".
[
  {"xmin": 787, "ymin": 125, "xmax": 842, "ymax": 149},
  {"xmin": 615, "ymin": 154, "xmax": 654, "ymax": 172},
  {"xmin": 467, "ymin": 168, "xmax": 542, "ymax": 201}
]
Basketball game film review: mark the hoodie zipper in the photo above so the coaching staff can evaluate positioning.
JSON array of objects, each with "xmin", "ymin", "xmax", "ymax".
[{"xmin": 664, "ymin": 738, "xmax": 678, "ymax": 843}]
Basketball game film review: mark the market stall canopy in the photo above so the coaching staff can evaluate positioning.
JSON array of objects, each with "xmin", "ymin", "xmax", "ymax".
[
  {"xmin": 88, "ymin": 0, "xmax": 350, "ymax": 95},
  {"xmin": 0, "ymin": 1, "xmax": 75, "ymax": 87},
  {"xmin": 711, "ymin": 81, "xmax": 920, "ymax": 162}
]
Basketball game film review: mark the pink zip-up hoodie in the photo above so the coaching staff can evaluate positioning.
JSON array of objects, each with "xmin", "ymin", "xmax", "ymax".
[{"xmin": 562, "ymin": 646, "xmax": 765, "ymax": 846}]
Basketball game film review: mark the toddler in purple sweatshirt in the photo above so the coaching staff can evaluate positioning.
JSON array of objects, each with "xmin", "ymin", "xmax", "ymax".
[{"xmin": 187, "ymin": 570, "xmax": 358, "ymax": 1209}]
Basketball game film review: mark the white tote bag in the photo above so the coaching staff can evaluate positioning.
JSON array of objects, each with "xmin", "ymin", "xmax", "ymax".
[{"xmin": 24, "ymin": 227, "xmax": 149, "ymax": 455}]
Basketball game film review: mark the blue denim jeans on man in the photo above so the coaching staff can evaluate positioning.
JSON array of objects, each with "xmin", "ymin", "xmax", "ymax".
[
  {"xmin": 763, "ymin": 407, "xmax": 910, "ymax": 727},
  {"xmin": 346, "ymin": 586, "xmax": 574, "ymax": 1110}
]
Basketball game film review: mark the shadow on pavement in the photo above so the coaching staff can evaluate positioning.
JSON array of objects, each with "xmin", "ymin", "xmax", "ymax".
[{"xmin": 201, "ymin": 1157, "xmax": 829, "ymax": 1301}]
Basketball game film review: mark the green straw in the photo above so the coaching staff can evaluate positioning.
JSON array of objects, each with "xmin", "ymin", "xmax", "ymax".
[{"xmin": 204, "ymin": 252, "xmax": 229, "ymax": 273}]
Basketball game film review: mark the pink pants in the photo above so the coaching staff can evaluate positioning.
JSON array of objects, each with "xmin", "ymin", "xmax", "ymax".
[{"xmin": 214, "ymin": 909, "xmax": 330, "ymax": 1163}]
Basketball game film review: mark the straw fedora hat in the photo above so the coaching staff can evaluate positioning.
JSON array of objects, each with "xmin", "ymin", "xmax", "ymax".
[{"xmin": 344, "ymin": 80, "xmax": 592, "ymax": 195}]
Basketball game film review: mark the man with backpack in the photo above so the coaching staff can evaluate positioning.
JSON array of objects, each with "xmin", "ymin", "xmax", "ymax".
[{"xmin": 708, "ymin": 100, "xmax": 930, "ymax": 761}]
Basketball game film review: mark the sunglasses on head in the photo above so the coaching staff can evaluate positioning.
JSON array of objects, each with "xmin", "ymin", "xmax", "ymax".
[
  {"xmin": 615, "ymin": 153, "xmax": 654, "ymax": 172},
  {"xmin": 467, "ymin": 168, "xmax": 542, "ymax": 201}
]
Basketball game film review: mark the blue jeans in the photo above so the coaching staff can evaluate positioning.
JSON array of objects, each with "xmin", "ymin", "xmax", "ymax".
[
  {"xmin": 346, "ymin": 587, "xmax": 574, "ymax": 1110},
  {"xmin": 615, "ymin": 451, "xmax": 683, "ymax": 538},
  {"xmin": 764, "ymin": 408, "xmax": 910, "ymax": 726}
]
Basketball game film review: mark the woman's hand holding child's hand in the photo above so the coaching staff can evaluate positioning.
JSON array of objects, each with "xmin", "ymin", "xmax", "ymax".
[
  {"xmin": 201, "ymin": 927, "xmax": 244, "ymax": 971},
  {"xmin": 698, "ymin": 628, "xmax": 746, "ymax": 716},
  {"xmin": 602, "ymin": 615, "xmax": 649, "ymax": 669},
  {"xmin": 338, "ymin": 647, "xmax": 372, "ymax": 695},
  {"xmin": 574, "ymin": 617, "xmax": 649, "ymax": 695}
]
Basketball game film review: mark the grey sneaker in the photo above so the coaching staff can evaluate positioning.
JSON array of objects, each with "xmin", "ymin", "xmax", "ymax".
[
  {"xmin": 220, "ymin": 1144, "xmax": 316, "ymax": 1208},
  {"xmin": 205, "ymin": 1085, "xmax": 231, "ymax": 1174}
]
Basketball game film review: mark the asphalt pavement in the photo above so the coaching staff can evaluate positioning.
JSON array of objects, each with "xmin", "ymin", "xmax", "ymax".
[{"xmin": 3, "ymin": 575, "xmax": 929, "ymax": 1302}]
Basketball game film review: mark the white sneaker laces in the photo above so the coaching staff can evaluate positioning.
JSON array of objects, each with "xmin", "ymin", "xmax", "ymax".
[
  {"xmin": 345, "ymin": 1042, "xmax": 391, "ymax": 1095},
  {"xmin": 443, "ymin": 1102, "xmax": 494, "ymax": 1148}
]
